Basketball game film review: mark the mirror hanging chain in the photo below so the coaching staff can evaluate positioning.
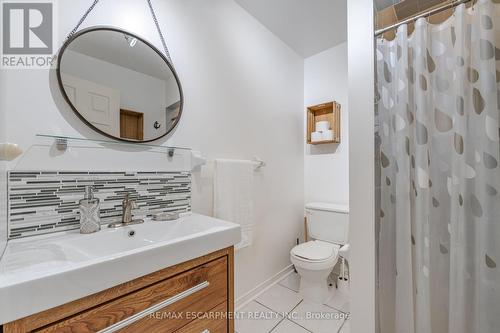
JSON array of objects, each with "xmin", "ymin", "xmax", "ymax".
[
  {"xmin": 146, "ymin": 0, "xmax": 171, "ymax": 61},
  {"xmin": 64, "ymin": 0, "xmax": 172, "ymax": 61},
  {"xmin": 65, "ymin": 0, "xmax": 100, "ymax": 41}
]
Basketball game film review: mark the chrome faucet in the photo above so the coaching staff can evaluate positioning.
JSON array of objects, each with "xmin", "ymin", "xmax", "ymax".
[
  {"xmin": 122, "ymin": 193, "xmax": 137, "ymax": 223},
  {"xmin": 108, "ymin": 193, "xmax": 144, "ymax": 228}
]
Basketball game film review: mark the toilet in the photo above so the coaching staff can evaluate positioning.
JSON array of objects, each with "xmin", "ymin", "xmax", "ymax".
[{"xmin": 290, "ymin": 202, "xmax": 349, "ymax": 303}]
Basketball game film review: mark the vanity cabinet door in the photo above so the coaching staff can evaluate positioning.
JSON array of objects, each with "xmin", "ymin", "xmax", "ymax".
[
  {"xmin": 175, "ymin": 302, "xmax": 228, "ymax": 333},
  {"xmin": 36, "ymin": 257, "xmax": 228, "ymax": 333}
]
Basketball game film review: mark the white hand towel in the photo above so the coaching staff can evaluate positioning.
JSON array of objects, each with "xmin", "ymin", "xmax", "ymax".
[{"xmin": 214, "ymin": 159, "xmax": 254, "ymax": 250}]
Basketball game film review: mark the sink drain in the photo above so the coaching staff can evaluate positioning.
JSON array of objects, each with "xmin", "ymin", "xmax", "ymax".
[{"xmin": 128, "ymin": 230, "xmax": 136, "ymax": 237}]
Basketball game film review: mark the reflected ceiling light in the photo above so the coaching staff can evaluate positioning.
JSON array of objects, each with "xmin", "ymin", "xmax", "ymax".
[{"xmin": 124, "ymin": 35, "xmax": 137, "ymax": 47}]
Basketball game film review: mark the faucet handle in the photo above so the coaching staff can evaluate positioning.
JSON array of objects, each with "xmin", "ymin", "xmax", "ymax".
[
  {"xmin": 109, "ymin": 192, "xmax": 144, "ymax": 228},
  {"xmin": 123, "ymin": 193, "xmax": 138, "ymax": 209}
]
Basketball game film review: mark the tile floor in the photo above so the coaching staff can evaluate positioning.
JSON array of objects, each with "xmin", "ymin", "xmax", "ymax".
[{"xmin": 235, "ymin": 272, "xmax": 350, "ymax": 333}]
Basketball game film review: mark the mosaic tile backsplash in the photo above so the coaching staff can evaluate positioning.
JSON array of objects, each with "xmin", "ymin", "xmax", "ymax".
[{"xmin": 8, "ymin": 171, "xmax": 191, "ymax": 239}]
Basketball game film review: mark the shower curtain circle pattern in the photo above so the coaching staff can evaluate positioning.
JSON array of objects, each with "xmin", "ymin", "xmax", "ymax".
[{"xmin": 376, "ymin": 0, "xmax": 500, "ymax": 332}]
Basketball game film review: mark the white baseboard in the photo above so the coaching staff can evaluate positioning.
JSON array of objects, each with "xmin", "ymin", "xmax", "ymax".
[{"xmin": 235, "ymin": 264, "xmax": 295, "ymax": 310}]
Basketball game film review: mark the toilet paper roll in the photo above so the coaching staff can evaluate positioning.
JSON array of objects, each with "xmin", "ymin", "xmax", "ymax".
[
  {"xmin": 311, "ymin": 131, "xmax": 323, "ymax": 142},
  {"xmin": 322, "ymin": 130, "xmax": 334, "ymax": 141},
  {"xmin": 316, "ymin": 121, "xmax": 331, "ymax": 132}
]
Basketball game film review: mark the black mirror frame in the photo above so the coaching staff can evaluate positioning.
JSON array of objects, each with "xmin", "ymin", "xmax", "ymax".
[{"xmin": 56, "ymin": 26, "xmax": 184, "ymax": 143}]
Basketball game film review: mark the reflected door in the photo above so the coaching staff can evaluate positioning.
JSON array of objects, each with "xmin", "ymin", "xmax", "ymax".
[
  {"xmin": 120, "ymin": 109, "xmax": 144, "ymax": 141},
  {"xmin": 61, "ymin": 73, "xmax": 121, "ymax": 137}
]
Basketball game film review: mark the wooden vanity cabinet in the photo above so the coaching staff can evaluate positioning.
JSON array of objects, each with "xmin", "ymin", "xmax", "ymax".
[{"xmin": 2, "ymin": 247, "xmax": 234, "ymax": 333}]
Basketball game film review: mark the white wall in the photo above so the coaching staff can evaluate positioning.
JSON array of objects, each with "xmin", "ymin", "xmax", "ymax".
[
  {"xmin": 304, "ymin": 43, "xmax": 349, "ymax": 205},
  {"xmin": 62, "ymin": 50, "xmax": 168, "ymax": 140},
  {"xmin": 162, "ymin": 0, "xmax": 305, "ymax": 298},
  {"xmin": 348, "ymin": 0, "xmax": 376, "ymax": 332},
  {"xmin": 0, "ymin": 0, "xmax": 304, "ymax": 300}
]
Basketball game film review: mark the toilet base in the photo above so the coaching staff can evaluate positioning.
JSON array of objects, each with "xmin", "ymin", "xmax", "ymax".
[
  {"xmin": 296, "ymin": 267, "xmax": 333, "ymax": 304},
  {"xmin": 299, "ymin": 279, "xmax": 331, "ymax": 304}
]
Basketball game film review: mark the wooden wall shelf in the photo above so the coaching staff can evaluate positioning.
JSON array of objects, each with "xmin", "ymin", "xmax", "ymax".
[{"xmin": 306, "ymin": 101, "xmax": 341, "ymax": 145}]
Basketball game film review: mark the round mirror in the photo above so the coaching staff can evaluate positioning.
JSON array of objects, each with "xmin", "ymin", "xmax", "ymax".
[{"xmin": 57, "ymin": 27, "xmax": 183, "ymax": 142}]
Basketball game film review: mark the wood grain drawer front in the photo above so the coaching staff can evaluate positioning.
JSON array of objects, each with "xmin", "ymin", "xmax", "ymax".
[
  {"xmin": 37, "ymin": 257, "xmax": 228, "ymax": 333},
  {"xmin": 175, "ymin": 302, "xmax": 228, "ymax": 333}
]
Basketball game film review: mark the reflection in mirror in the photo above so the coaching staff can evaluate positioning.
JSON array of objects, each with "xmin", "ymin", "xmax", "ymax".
[{"xmin": 57, "ymin": 27, "xmax": 182, "ymax": 142}]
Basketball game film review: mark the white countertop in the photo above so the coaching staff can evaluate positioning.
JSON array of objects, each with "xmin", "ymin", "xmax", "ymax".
[{"xmin": 0, "ymin": 213, "xmax": 241, "ymax": 324}]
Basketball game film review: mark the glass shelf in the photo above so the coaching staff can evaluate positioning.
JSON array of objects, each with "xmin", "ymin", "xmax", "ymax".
[{"xmin": 36, "ymin": 134, "xmax": 191, "ymax": 153}]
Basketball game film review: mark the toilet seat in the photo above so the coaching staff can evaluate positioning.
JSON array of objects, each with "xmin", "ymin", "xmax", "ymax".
[
  {"xmin": 290, "ymin": 240, "xmax": 340, "ymax": 271},
  {"xmin": 291, "ymin": 240, "xmax": 339, "ymax": 262}
]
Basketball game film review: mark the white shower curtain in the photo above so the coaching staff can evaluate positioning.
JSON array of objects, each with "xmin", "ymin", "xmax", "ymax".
[{"xmin": 376, "ymin": 1, "xmax": 500, "ymax": 333}]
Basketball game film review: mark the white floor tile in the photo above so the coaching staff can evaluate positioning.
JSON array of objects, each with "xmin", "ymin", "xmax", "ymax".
[
  {"xmin": 278, "ymin": 272, "xmax": 301, "ymax": 292},
  {"xmin": 256, "ymin": 284, "xmax": 303, "ymax": 314},
  {"xmin": 271, "ymin": 319, "xmax": 311, "ymax": 333},
  {"xmin": 289, "ymin": 299, "xmax": 346, "ymax": 333},
  {"xmin": 235, "ymin": 301, "xmax": 283, "ymax": 333},
  {"xmin": 324, "ymin": 290, "xmax": 350, "ymax": 313},
  {"xmin": 340, "ymin": 319, "xmax": 350, "ymax": 332}
]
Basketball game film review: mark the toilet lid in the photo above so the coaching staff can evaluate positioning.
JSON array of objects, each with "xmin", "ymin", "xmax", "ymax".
[{"xmin": 292, "ymin": 240, "xmax": 338, "ymax": 262}]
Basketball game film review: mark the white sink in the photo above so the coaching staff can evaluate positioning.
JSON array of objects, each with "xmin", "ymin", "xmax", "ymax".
[{"xmin": 0, "ymin": 213, "xmax": 240, "ymax": 324}]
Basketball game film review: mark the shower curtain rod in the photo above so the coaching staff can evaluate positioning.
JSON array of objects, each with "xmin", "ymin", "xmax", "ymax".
[{"xmin": 375, "ymin": 0, "xmax": 472, "ymax": 37}]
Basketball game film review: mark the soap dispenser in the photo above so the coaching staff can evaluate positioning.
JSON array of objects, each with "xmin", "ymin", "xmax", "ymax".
[{"xmin": 79, "ymin": 186, "xmax": 101, "ymax": 234}]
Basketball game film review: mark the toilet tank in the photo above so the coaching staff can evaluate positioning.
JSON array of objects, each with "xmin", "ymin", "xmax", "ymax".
[{"xmin": 305, "ymin": 202, "xmax": 349, "ymax": 245}]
